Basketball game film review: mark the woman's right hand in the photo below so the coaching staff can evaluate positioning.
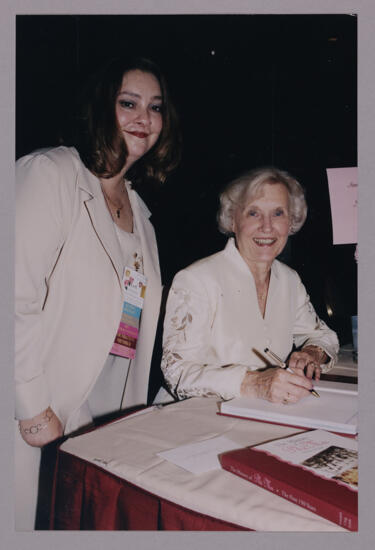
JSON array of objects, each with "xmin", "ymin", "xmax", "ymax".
[
  {"xmin": 18, "ymin": 406, "xmax": 64, "ymax": 447},
  {"xmin": 240, "ymin": 367, "xmax": 313, "ymax": 404}
]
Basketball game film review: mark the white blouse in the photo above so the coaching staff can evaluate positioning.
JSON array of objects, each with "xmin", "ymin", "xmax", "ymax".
[
  {"xmin": 86, "ymin": 221, "xmax": 145, "ymax": 419},
  {"xmin": 161, "ymin": 238, "xmax": 339, "ymax": 401},
  {"xmin": 114, "ymin": 221, "xmax": 143, "ymax": 274}
]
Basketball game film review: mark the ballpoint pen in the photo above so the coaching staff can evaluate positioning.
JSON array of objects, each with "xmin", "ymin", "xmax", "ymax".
[{"xmin": 264, "ymin": 347, "xmax": 320, "ymax": 398}]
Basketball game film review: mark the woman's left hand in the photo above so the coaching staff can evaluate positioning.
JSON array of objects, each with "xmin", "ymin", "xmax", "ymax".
[{"xmin": 288, "ymin": 350, "xmax": 322, "ymax": 380}]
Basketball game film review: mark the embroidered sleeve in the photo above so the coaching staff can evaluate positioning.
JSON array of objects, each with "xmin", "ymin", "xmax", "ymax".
[
  {"xmin": 161, "ymin": 270, "xmax": 248, "ymax": 400},
  {"xmin": 293, "ymin": 275, "xmax": 339, "ymax": 372}
]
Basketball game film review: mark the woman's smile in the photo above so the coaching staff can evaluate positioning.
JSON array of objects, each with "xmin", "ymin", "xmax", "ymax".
[
  {"xmin": 115, "ymin": 69, "xmax": 163, "ymax": 170},
  {"xmin": 126, "ymin": 130, "xmax": 150, "ymax": 138},
  {"xmin": 232, "ymin": 182, "xmax": 291, "ymax": 270},
  {"xmin": 253, "ymin": 237, "xmax": 277, "ymax": 246}
]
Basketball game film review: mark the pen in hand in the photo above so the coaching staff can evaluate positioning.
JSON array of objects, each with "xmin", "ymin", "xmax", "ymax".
[{"xmin": 264, "ymin": 348, "xmax": 320, "ymax": 398}]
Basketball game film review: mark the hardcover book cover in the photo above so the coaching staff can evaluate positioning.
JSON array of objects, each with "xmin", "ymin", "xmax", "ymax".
[{"xmin": 219, "ymin": 429, "xmax": 358, "ymax": 531}]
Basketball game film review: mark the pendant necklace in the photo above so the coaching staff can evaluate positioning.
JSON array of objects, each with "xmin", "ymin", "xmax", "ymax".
[{"xmin": 101, "ymin": 186, "xmax": 124, "ymax": 219}]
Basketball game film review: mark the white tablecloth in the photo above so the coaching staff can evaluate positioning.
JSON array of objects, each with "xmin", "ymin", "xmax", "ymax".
[{"xmin": 60, "ymin": 396, "xmax": 347, "ymax": 531}]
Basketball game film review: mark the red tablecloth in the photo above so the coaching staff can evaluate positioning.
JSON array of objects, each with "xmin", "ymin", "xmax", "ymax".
[
  {"xmin": 51, "ymin": 449, "xmax": 251, "ymax": 531},
  {"xmin": 51, "ymin": 397, "xmax": 351, "ymax": 531}
]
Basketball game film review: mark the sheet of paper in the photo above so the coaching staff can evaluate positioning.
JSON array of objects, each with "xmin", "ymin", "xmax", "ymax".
[
  {"xmin": 221, "ymin": 390, "xmax": 358, "ymax": 434},
  {"xmin": 157, "ymin": 435, "xmax": 239, "ymax": 474},
  {"xmin": 326, "ymin": 167, "xmax": 357, "ymax": 245}
]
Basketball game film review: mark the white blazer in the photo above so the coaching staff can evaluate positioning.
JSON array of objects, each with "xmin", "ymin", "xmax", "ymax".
[
  {"xmin": 161, "ymin": 238, "xmax": 339, "ymax": 400},
  {"xmin": 15, "ymin": 147, "xmax": 162, "ymax": 433}
]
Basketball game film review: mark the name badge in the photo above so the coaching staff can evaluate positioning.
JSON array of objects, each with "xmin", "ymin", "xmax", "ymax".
[{"xmin": 110, "ymin": 267, "xmax": 147, "ymax": 359}]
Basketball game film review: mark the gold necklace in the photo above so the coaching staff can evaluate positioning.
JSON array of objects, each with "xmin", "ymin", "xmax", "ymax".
[{"xmin": 101, "ymin": 187, "xmax": 124, "ymax": 219}]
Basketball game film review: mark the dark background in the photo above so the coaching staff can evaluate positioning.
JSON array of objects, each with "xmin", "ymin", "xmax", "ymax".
[{"xmin": 16, "ymin": 14, "xmax": 357, "ymax": 363}]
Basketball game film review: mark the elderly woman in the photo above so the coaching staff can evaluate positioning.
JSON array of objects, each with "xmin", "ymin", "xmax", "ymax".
[
  {"xmin": 161, "ymin": 167, "xmax": 339, "ymax": 404},
  {"xmin": 15, "ymin": 56, "xmax": 181, "ymax": 529}
]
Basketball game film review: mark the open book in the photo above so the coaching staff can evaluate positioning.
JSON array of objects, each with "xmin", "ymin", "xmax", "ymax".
[{"xmin": 219, "ymin": 380, "xmax": 358, "ymax": 435}]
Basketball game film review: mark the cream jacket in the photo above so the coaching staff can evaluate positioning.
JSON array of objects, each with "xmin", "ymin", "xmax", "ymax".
[
  {"xmin": 15, "ymin": 147, "xmax": 162, "ymax": 433},
  {"xmin": 161, "ymin": 238, "xmax": 339, "ymax": 400}
]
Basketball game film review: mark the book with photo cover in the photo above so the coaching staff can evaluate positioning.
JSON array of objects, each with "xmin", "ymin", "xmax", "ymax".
[
  {"xmin": 219, "ymin": 380, "xmax": 358, "ymax": 435},
  {"xmin": 219, "ymin": 429, "xmax": 358, "ymax": 531}
]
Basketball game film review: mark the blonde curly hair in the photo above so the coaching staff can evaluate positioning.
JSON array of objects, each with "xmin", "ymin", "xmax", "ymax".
[{"xmin": 217, "ymin": 167, "xmax": 307, "ymax": 236}]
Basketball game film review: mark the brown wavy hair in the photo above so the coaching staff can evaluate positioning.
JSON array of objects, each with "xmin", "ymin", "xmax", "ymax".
[{"xmin": 75, "ymin": 56, "xmax": 181, "ymax": 185}]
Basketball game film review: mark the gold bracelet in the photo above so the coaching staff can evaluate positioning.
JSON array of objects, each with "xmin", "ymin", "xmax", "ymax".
[{"xmin": 19, "ymin": 409, "xmax": 53, "ymax": 435}]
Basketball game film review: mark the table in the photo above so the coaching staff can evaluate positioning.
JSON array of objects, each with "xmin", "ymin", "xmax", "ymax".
[
  {"xmin": 51, "ymin": 396, "xmax": 350, "ymax": 531},
  {"xmin": 321, "ymin": 345, "xmax": 358, "ymax": 381}
]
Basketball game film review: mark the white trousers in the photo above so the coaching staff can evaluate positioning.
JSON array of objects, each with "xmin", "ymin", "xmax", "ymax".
[
  {"xmin": 15, "ymin": 354, "xmax": 130, "ymax": 530},
  {"xmin": 14, "ymin": 422, "xmax": 41, "ymax": 531}
]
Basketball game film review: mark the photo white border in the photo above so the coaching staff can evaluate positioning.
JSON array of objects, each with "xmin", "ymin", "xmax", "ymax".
[{"xmin": 2, "ymin": 1, "xmax": 374, "ymax": 549}]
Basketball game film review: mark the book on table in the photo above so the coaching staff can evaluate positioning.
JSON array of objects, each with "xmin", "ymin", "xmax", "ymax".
[
  {"xmin": 219, "ymin": 379, "xmax": 358, "ymax": 435},
  {"xmin": 219, "ymin": 429, "xmax": 358, "ymax": 531}
]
